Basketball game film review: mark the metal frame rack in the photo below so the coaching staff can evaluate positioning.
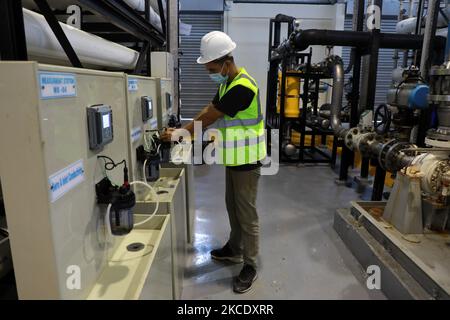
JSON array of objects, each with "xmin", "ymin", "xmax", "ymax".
[
  {"xmin": 265, "ymin": 17, "xmax": 339, "ymax": 165},
  {"xmin": 0, "ymin": 0, "xmax": 168, "ymax": 76}
]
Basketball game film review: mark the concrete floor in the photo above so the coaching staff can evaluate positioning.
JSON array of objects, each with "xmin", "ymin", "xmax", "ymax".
[{"xmin": 182, "ymin": 163, "xmax": 386, "ymax": 299}]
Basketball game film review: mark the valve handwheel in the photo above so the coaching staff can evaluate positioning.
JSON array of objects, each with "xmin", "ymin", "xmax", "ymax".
[{"xmin": 374, "ymin": 104, "xmax": 391, "ymax": 135}]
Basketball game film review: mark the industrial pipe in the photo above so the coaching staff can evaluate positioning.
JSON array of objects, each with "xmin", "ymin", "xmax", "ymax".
[
  {"xmin": 328, "ymin": 57, "xmax": 345, "ymax": 136},
  {"xmin": 420, "ymin": 0, "xmax": 440, "ymax": 79},
  {"xmin": 396, "ymin": 7, "xmax": 450, "ymax": 34},
  {"xmin": 343, "ymin": 129, "xmax": 416, "ymax": 172},
  {"xmin": 23, "ymin": 8, "xmax": 139, "ymax": 69},
  {"xmin": 23, "ymin": 0, "xmax": 163, "ymax": 31},
  {"xmin": 275, "ymin": 29, "xmax": 447, "ymax": 54},
  {"xmin": 123, "ymin": 0, "xmax": 163, "ymax": 31}
]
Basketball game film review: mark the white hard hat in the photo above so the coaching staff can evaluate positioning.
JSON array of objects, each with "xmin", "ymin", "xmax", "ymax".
[{"xmin": 197, "ymin": 31, "xmax": 236, "ymax": 64}]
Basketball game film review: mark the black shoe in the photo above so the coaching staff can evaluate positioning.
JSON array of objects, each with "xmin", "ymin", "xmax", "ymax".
[
  {"xmin": 233, "ymin": 264, "xmax": 258, "ymax": 294},
  {"xmin": 210, "ymin": 243, "xmax": 243, "ymax": 264}
]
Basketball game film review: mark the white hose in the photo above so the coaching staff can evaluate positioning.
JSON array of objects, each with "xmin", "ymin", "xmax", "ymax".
[
  {"xmin": 105, "ymin": 203, "xmax": 113, "ymax": 238},
  {"xmin": 143, "ymin": 158, "xmax": 148, "ymax": 183},
  {"xmin": 131, "ymin": 180, "xmax": 159, "ymax": 227}
]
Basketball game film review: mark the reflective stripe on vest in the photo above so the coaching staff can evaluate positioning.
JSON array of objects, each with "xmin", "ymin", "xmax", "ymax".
[{"xmin": 221, "ymin": 131, "xmax": 266, "ymax": 149}]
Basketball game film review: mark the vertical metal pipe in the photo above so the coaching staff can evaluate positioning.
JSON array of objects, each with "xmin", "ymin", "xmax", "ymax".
[
  {"xmin": 266, "ymin": 21, "xmax": 279, "ymax": 117},
  {"xmin": 402, "ymin": 0, "xmax": 415, "ymax": 67},
  {"xmin": 360, "ymin": 0, "xmax": 382, "ymax": 113},
  {"xmin": 338, "ymin": 0, "xmax": 365, "ymax": 181},
  {"xmin": 274, "ymin": 21, "xmax": 281, "ymax": 47},
  {"xmin": 363, "ymin": 0, "xmax": 382, "ymax": 111},
  {"xmin": 414, "ymin": 0, "xmax": 424, "ymax": 35},
  {"xmin": 330, "ymin": 59, "xmax": 345, "ymax": 134},
  {"xmin": 360, "ymin": 157, "xmax": 370, "ymax": 178},
  {"xmin": 157, "ymin": 0, "xmax": 167, "ymax": 39},
  {"xmin": 299, "ymin": 52, "xmax": 312, "ymax": 162},
  {"xmin": 371, "ymin": 164, "xmax": 386, "ymax": 201},
  {"xmin": 409, "ymin": 0, "xmax": 415, "ymax": 18},
  {"xmin": 268, "ymin": 20, "xmax": 274, "ymax": 62},
  {"xmin": 351, "ymin": 0, "xmax": 365, "ymax": 128},
  {"xmin": 413, "ymin": 0, "xmax": 425, "ymax": 65},
  {"xmin": 168, "ymin": 0, "xmax": 179, "ymax": 117},
  {"xmin": 366, "ymin": 29, "xmax": 381, "ymax": 112},
  {"xmin": 420, "ymin": 0, "xmax": 440, "ymax": 79},
  {"xmin": 362, "ymin": 1, "xmax": 381, "ymax": 186},
  {"xmin": 416, "ymin": 0, "xmax": 440, "ymax": 147},
  {"xmin": 349, "ymin": 0, "xmax": 365, "ymax": 171},
  {"xmin": 402, "ymin": 50, "xmax": 409, "ymax": 68},
  {"xmin": 145, "ymin": 0, "xmax": 151, "ymax": 76},
  {"xmin": 280, "ymin": 58, "xmax": 287, "ymax": 160},
  {"xmin": 165, "ymin": 0, "xmax": 170, "ymax": 52},
  {"xmin": 446, "ymin": 24, "xmax": 450, "ymax": 62},
  {"xmin": 393, "ymin": 1, "xmax": 404, "ymax": 69},
  {"xmin": 266, "ymin": 20, "xmax": 274, "ymax": 126},
  {"xmin": 359, "ymin": 41, "xmax": 370, "ymax": 110},
  {"xmin": 339, "ymin": 146, "xmax": 351, "ymax": 180}
]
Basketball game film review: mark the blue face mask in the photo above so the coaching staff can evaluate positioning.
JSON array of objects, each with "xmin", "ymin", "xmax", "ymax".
[{"xmin": 209, "ymin": 63, "xmax": 228, "ymax": 84}]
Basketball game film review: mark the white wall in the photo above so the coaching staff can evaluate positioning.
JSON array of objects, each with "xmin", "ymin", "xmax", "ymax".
[{"xmin": 224, "ymin": 1, "xmax": 346, "ymax": 113}]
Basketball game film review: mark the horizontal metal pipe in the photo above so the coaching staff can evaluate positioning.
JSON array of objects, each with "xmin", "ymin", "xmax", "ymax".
[
  {"xmin": 397, "ymin": 153, "xmax": 415, "ymax": 169},
  {"xmin": 277, "ymin": 29, "xmax": 447, "ymax": 53}
]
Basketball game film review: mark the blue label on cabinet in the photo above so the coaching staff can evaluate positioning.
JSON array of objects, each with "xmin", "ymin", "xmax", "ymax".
[{"xmin": 39, "ymin": 72, "xmax": 77, "ymax": 99}]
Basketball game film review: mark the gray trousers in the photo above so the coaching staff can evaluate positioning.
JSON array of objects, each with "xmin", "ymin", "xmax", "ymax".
[{"xmin": 225, "ymin": 166, "xmax": 261, "ymax": 268}]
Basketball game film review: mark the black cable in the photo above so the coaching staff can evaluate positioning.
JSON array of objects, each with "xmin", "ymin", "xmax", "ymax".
[
  {"xmin": 97, "ymin": 156, "xmax": 127, "ymax": 171},
  {"xmin": 97, "ymin": 156, "xmax": 129, "ymax": 187}
]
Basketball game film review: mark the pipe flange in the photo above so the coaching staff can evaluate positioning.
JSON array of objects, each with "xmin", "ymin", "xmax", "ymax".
[
  {"xmin": 357, "ymin": 132, "xmax": 377, "ymax": 155},
  {"xmin": 386, "ymin": 142, "xmax": 415, "ymax": 172},
  {"xmin": 429, "ymin": 160, "xmax": 450, "ymax": 193},
  {"xmin": 379, "ymin": 140, "xmax": 414, "ymax": 172},
  {"xmin": 429, "ymin": 66, "xmax": 450, "ymax": 76},
  {"xmin": 378, "ymin": 139, "xmax": 395, "ymax": 171},
  {"xmin": 344, "ymin": 127, "xmax": 360, "ymax": 150},
  {"xmin": 429, "ymin": 95, "xmax": 450, "ymax": 103},
  {"xmin": 425, "ymin": 128, "xmax": 450, "ymax": 147}
]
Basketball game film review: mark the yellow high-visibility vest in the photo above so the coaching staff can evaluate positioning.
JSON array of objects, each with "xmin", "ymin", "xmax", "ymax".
[{"xmin": 216, "ymin": 68, "xmax": 266, "ymax": 166}]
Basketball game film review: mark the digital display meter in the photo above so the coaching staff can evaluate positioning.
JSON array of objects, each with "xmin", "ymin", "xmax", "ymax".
[
  {"xmin": 87, "ymin": 104, "xmax": 113, "ymax": 150},
  {"xmin": 102, "ymin": 114, "xmax": 110, "ymax": 129},
  {"xmin": 166, "ymin": 93, "xmax": 172, "ymax": 113},
  {"xmin": 141, "ymin": 96, "xmax": 153, "ymax": 122}
]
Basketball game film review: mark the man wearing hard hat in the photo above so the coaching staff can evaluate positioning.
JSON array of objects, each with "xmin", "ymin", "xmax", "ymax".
[{"xmin": 162, "ymin": 31, "xmax": 266, "ymax": 293}]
